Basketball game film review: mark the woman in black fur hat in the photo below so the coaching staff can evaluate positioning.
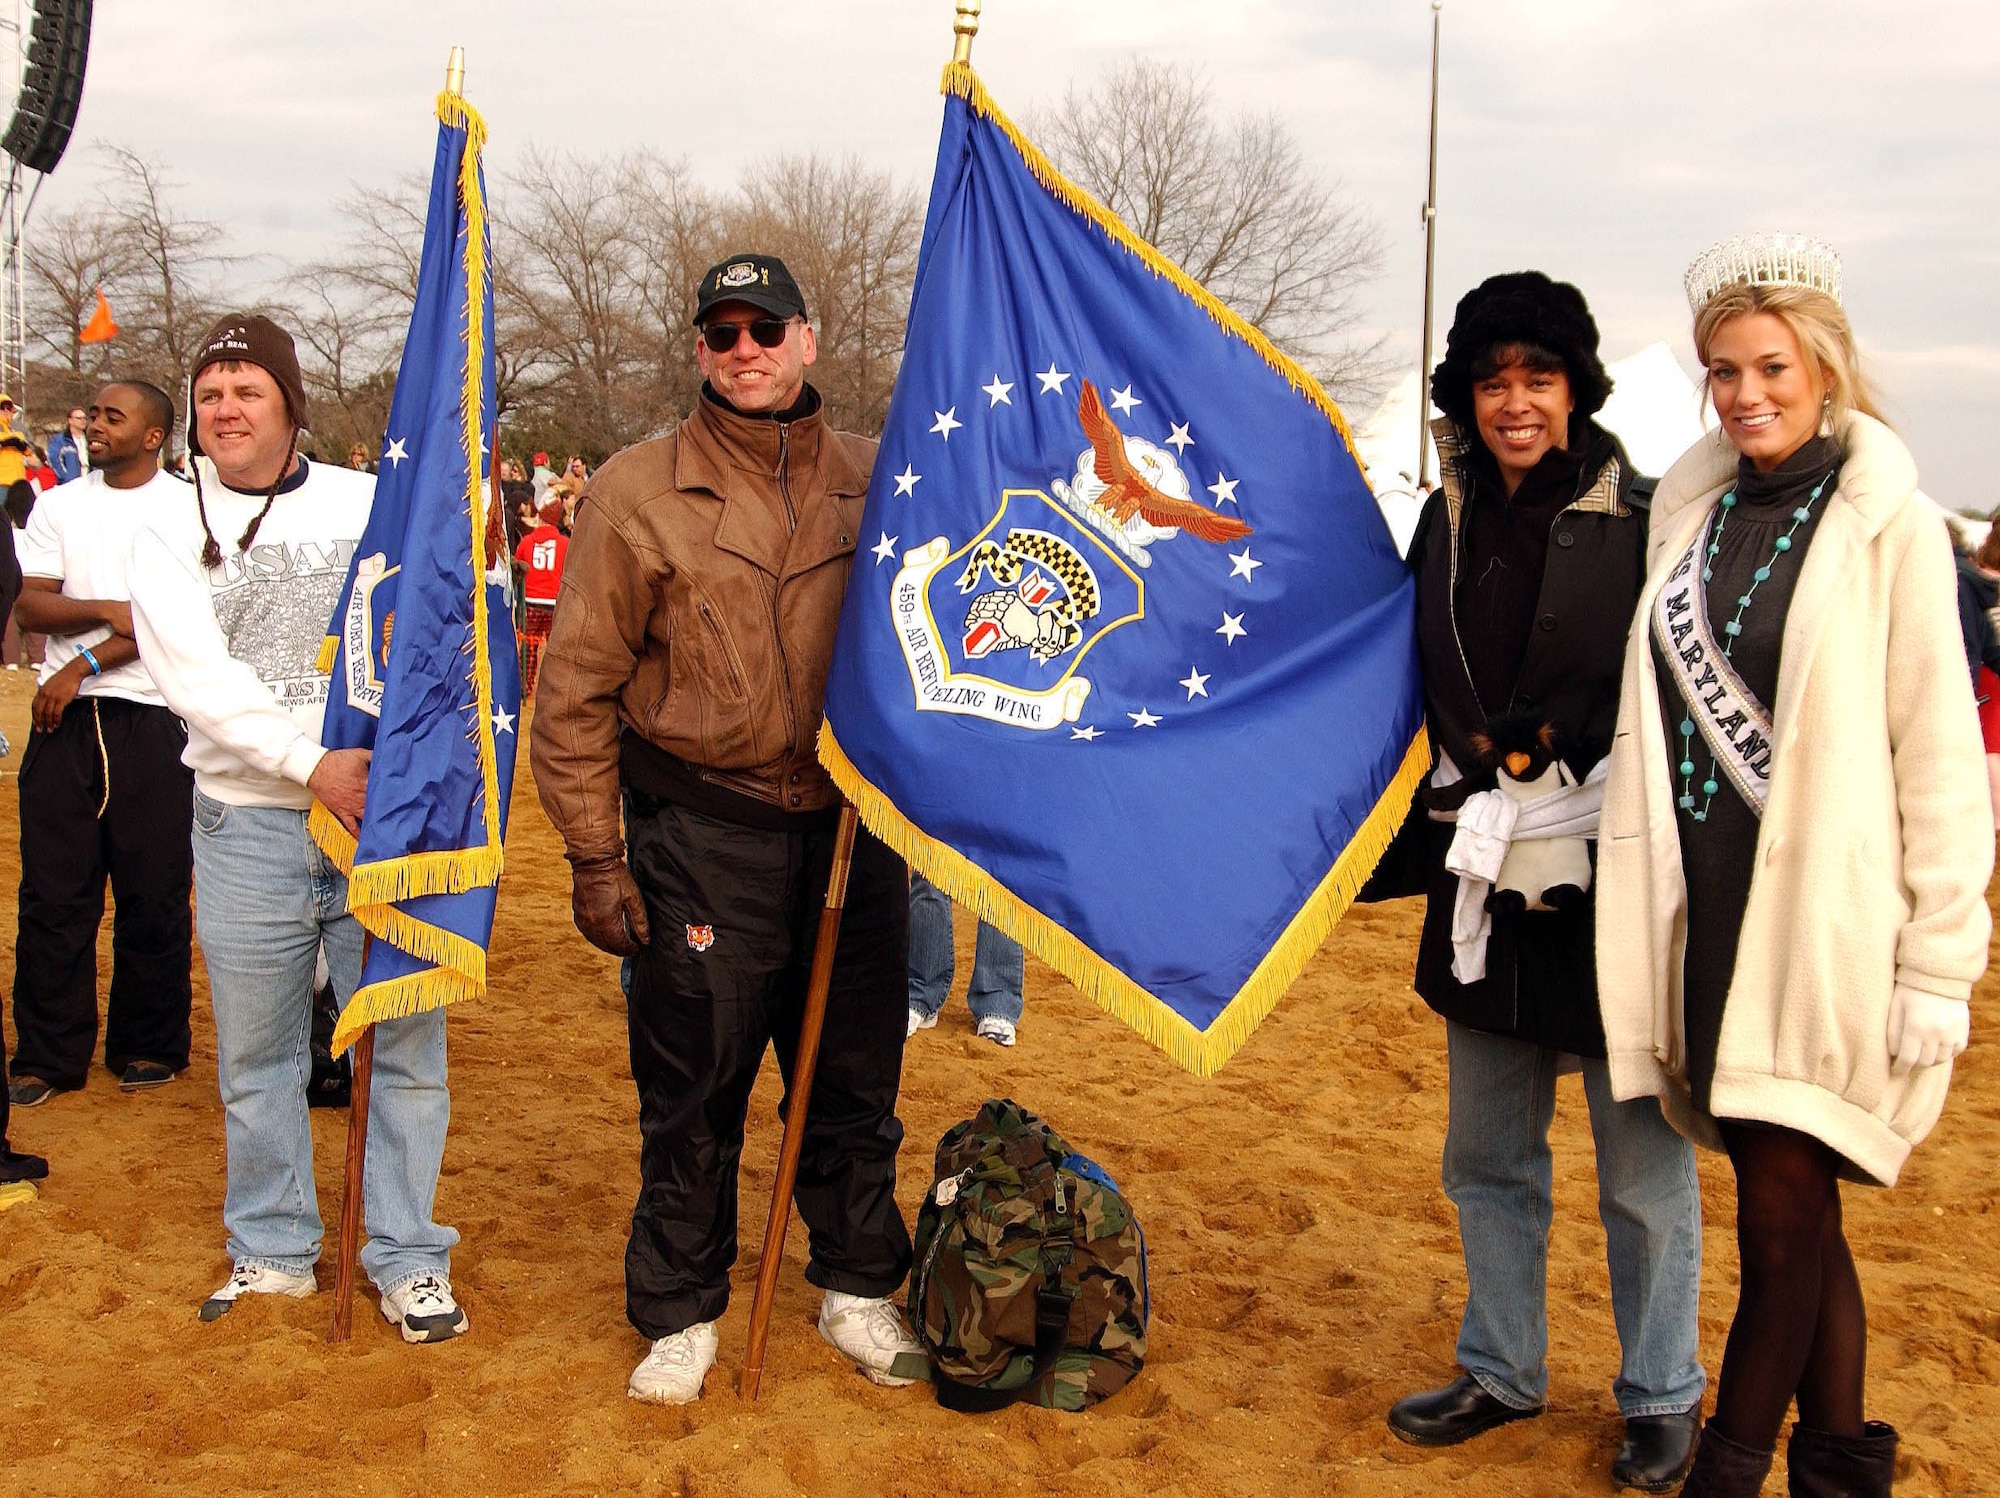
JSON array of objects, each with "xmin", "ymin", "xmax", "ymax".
[{"xmin": 1381, "ymin": 272, "xmax": 1705, "ymax": 1492}]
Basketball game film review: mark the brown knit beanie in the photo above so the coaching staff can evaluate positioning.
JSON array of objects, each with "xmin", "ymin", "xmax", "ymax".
[{"xmin": 186, "ymin": 313, "xmax": 310, "ymax": 455}]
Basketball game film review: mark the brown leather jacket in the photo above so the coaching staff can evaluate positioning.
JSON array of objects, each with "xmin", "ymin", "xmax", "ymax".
[{"xmin": 529, "ymin": 390, "xmax": 872, "ymax": 865}]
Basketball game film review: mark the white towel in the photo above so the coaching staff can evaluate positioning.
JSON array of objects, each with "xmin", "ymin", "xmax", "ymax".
[{"xmin": 1442, "ymin": 756, "xmax": 1608, "ymax": 983}]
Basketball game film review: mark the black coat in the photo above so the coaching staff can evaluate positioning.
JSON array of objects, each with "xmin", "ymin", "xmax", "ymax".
[
  {"xmin": 1953, "ymin": 553, "xmax": 2000, "ymax": 692},
  {"xmin": 1401, "ymin": 421, "xmax": 1648, "ymax": 1056}
]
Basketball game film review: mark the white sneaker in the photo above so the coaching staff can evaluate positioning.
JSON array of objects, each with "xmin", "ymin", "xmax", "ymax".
[
  {"xmin": 199, "ymin": 1260, "xmax": 316, "ymax": 1321},
  {"xmin": 818, "ymin": 1291, "xmax": 928, "ymax": 1386},
  {"xmin": 975, "ymin": 1016, "xmax": 1018, "ymax": 1047},
  {"xmin": 907, "ymin": 1005, "xmax": 938, "ymax": 1039},
  {"xmin": 379, "ymin": 1273, "xmax": 469, "ymax": 1343},
  {"xmin": 628, "ymin": 1321, "xmax": 719, "ymax": 1404}
]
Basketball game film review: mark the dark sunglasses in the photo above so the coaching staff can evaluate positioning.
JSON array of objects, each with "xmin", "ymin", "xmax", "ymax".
[{"xmin": 701, "ymin": 317, "xmax": 794, "ymax": 354}]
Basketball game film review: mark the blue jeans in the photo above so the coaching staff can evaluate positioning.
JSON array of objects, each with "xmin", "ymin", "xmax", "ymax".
[
  {"xmin": 907, "ymin": 873, "xmax": 1023, "ymax": 1024},
  {"xmin": 1442, "ymin": 1021, "xmax": 1704, "ymax": 1416},
  {"xmin": 191, "ymin": 793, "xmax": 457, "ymax": 1294}
]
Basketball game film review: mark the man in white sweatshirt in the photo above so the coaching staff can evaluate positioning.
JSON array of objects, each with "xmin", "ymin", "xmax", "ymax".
[{"xmin": 127, "ymin": 314, "xmax": 467, "ymax": 1342}]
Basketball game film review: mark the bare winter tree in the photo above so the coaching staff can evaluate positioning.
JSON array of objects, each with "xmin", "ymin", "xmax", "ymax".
[
  {"xmin": 494, "ymin": 148, "xmax": 655, "ymax": 458},
  {"xmin": 727, "ymin": 155, "xmax": 922, "ymax": 436},
  {"xmin": 97, "ymin": 146, "xmax": 232, "ymax": 395},
  {"xmin": 24, "ymin": 204, "xmax": 135, "ymax": 378},
  {"xmin": 1031, "ymin": 58, "xmax": 1388, "ymax": 401},
  {"xmin": 624, "ymin": 151, "xmax": 727, "ymax": 432},
  {"xmin": 276, "ymin": 262, "xmax": 403, "ymax": 459}
]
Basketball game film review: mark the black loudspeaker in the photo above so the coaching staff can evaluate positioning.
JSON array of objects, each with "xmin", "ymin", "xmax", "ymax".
[{"xmin": 2, "ymin": 0, "xmax": 93, "ymax": 175}]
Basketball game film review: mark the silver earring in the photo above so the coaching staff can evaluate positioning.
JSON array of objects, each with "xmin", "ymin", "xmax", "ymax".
[{"xmin": 1818, "ymin": 395, "xmax": 1834, "ymax": 439}]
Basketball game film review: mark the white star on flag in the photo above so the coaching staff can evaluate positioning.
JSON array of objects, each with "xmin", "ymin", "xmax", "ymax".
[
  {"xmin": 492, "ymin": 706, "xmax": 516, "ymax": 735},
  {"xmin": 982, "ymin": 375, "xmax": 1015, "ymax": 407},
  {"xmin": 871, "ymin": 532, "xmax": 900, "ymax": 565},
  {"xmin": 1165, "ymin": 423, "xmax": 1193, "ymax": 454},
  {"xmin": 1128, "ymin": 707, "xmax": 1162, "ymax": 728},
  {"xmin": 1228, "ymin": 548, "xmax": 1262, "ymax": 581},
  {"xmin": 1180, "ymin": 667, "xmax": 1211, "ymax": 700},
  {"xmin": 893, "ymin": 465, "xmax": 922, "ymax": 496},
  {"xmin": 1208, "ymin": 473, "xmax": 1240, "ymax": 507},
  {"xmin": 930, "ymin": 408, "xmax": 962, "ymax": 441},
  {"xmin": 1035, "ymin": 363, "xmax": 1072, "ymax": 395},
  {"xmin": 1217, "ymin": 612, "xmax": 1247, "ymax": 644},
  {"xmin": 384, "ymin": 437, "xmax": 409, "ymax": 469},
  {"xmin": 1109, "ymin": 385, "xmax": 1143, "ymax": 416},
  {"xmin": 1070, "ymin": 725, "xmax": 1103, "ymax": 742}
]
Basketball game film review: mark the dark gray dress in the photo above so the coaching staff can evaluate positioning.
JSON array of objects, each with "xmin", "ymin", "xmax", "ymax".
[{"xmin": 1651, "ymin": 435, "xmax": 1843, "ymax": 1111}]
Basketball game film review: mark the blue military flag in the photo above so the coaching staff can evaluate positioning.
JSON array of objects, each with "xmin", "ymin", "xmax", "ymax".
[
  {"xmin": 820, "ymin": 65, "xmax": 1425, "ymax": 1076},
  {"xmin": 309, "ymin": 89, "xmax": 520, "ymax": 1054}
]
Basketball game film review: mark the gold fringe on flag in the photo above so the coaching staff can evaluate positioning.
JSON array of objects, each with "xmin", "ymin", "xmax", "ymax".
[{"xmin": 821, "ymin": 723, "xmax": 1429, "ymax": 1078}]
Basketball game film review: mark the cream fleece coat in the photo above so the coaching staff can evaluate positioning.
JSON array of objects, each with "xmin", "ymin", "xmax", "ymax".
[{"xmin": 1597, "ymin": 413, "xmax": 1992, "ymax": 1186}]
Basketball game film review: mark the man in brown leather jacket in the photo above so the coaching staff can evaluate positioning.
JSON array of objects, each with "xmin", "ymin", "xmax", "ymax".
[{"xmin": 530, "ymin": 254, "xmax": 923, "ymax": 1405}]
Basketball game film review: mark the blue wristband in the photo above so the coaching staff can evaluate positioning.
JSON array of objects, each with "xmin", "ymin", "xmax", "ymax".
[{"xmin": 79, "ymin": 646, "xmax": 103, "ymax": 676}]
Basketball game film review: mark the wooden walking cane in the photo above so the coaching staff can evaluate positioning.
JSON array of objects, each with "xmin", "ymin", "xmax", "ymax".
[{"xmin": 739, "ymin": 803, "xmax": 860, "ymax": 1399}]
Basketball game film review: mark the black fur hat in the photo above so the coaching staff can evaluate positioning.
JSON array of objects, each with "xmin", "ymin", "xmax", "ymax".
[{"xmin": 1430, "ymin": 271, "xmax": 1611, "ymax": 428}]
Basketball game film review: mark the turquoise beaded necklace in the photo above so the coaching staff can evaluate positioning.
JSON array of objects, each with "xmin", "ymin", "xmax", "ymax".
[{"xmin": 1675, "ymin": 467, "xmax": 1837, "ymax": 822}]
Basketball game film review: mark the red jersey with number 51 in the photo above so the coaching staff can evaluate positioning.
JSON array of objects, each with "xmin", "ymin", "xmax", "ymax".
[{"xmin": 515, "ymin": 522, "xmax": 568, "ymax": 608}]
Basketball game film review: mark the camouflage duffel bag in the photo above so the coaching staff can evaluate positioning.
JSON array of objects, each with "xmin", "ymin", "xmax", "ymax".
[{"xmin": 908, "ymin": 1097, "xmax": 1148, "ymax": 1412}]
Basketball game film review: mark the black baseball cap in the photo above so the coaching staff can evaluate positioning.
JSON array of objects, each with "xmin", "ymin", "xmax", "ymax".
[{"xmin": 693, "ymin": 253, "xmax": 808, "ymax": 325}]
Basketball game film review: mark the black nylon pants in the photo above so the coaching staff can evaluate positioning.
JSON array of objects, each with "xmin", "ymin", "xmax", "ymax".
[
  {"xmin": 622, "ymin": 791, "xmax": 912, "ymax": 1340},
  {"xmin": 10, "ymin": 696, "xmax": 195, "ymax": 1088}
]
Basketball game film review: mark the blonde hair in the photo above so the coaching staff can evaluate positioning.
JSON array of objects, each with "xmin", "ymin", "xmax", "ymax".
[{"xmin": 1692, "ymin": 281, "xmax": 1886, "ymax": 430}]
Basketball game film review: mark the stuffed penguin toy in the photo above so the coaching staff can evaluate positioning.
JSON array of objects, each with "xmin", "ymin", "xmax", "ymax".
[{"xmin": 1468, "ymin": 715, "xmax": 1592, "ymax": 915}]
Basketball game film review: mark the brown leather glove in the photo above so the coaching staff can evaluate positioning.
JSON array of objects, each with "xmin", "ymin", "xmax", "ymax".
[{"xmin": 570, "ymin": 858, "xmax": 650, "ymax": 956}]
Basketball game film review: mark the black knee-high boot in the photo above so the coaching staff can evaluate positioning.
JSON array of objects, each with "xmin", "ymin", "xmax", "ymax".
[
  {"xmin": 1679, "ymin": 1425, "xmax": 1776, "ymax": 1497},
  {"xmin": 1787, "ymin": 1422, "xmax": 1897, "ymax": 1497}
]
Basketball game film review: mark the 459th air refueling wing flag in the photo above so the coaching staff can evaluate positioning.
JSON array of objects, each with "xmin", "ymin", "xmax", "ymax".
[
  {"xmin": 819, "ymin": 65, "xmax": 1426, "ymax": 1077},
  {"xmin": 309, "ymin": 88, "xmax": 520, "ymax": 1055}
]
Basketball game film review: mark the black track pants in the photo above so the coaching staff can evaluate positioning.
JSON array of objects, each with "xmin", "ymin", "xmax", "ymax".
[
  {"xmin": 10, "ymin": 696, "xmax": 195, "ymax": 1087},
  {"xmin": 622, "ymin": 792, "xmax": 912, "ymax": 1340}
]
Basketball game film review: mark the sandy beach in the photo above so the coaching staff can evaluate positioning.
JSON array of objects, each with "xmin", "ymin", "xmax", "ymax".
[{"xmin": 2, "ymin": 669, "xmax": 1994, "ymax": 1497}]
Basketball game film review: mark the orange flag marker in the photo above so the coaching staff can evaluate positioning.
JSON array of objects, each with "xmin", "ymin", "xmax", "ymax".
[{"xmin": 79, "ymin": 288, "xmax": 118, "ymax": 344}]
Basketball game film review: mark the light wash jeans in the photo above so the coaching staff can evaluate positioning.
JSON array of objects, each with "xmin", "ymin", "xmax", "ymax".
[
  {"xmin": 191, "ymin": 792, "xmax": 457, "ymax": 1294},
  {"xmin": 1443, "ymin": 1020, "xmax": 1704, "ymax": 1417},
  {"xmin": 907, "ymin": 872, "xmax": 1024, "ymax": 1024}
]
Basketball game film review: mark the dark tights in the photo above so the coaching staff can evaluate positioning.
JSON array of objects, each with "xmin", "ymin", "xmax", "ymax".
[{"xmin": 1713, "ymin": 1121, "xmax": 1868, "ymax": 1450}]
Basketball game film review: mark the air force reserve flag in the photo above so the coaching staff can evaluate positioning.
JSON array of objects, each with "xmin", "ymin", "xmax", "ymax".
[
  {"xmin": 310, "ymin": 88, "xmax": 520, "ymax": 1055},
  {"xmin": 819, "ymin": 65, "xmax": 1426, "ymax": 1077}
]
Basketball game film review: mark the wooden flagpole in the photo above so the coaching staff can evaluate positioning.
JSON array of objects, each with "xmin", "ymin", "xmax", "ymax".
[
  {"xmin": 330, "ymin": 42, "xmax": 468, "ymax": 1346},
  {"xmin": 739, "ymin": 1, "xmax": 978, "ymax": 1400},
  {"xmin": 328, "ymin": 1012, "xmax": 376, "ymax": 1342},
  {"xmin": 739, "ymin": 804, "xmax": 860, "ymax": 1399}
]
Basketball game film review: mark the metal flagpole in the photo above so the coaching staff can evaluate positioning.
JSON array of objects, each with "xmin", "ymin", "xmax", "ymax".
[
  {"xmin": 739, "ymin": 0, "xmax": 983, "ymax": 1406},
  {"xmin": 331, "ymin": 40, "xmax": 467, "ymax": 1348},
  {"xmin": 1414, "ymin": 0, "xmax": 1442, "ymax": 491}
]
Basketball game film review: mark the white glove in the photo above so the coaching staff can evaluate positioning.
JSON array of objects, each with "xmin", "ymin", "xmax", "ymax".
[{"xmin": 1887, "ymin": 984, "xmax": 1970, "ymax": 1075}]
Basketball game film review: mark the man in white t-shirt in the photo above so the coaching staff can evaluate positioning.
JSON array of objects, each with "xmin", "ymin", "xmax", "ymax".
[
  {"xmin": 7, "ymin": 382, "xmax": 195, "ymax": 1110},
  {"xmin": 126, "ymin": 313, "xmax": 466, "ymax": 1343}
]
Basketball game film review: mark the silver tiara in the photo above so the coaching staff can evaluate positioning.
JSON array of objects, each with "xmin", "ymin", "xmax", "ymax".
[{"xmin": 1683, "ymin": 233, "xmax": 1843, "ymax": 315}]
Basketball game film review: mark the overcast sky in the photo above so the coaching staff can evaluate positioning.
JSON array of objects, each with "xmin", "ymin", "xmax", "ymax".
[{"xmin": 23, "ymin": 1, "xmax": 2000, "ymax": 505}]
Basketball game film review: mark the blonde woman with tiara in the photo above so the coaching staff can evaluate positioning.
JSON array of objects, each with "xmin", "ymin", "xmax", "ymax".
[{"xmin": 1596, "ymin": 237, "xmax": 1992, "ymax": 1495}]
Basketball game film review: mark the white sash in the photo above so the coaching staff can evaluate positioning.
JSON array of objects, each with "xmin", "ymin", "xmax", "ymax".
[{"xmin": 1651, "ymin": 521, "xmax": 1774, "ymax": 816}]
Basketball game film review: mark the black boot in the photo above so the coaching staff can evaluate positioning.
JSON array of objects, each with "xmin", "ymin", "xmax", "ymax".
[
  {"xmin": 1614, "ymin": 1412, "xmax": 1701, "ymax": 1492},
  {"xmin": 1386, "ymin": 1373, "xmax": 1542, "ymax": 1446},
  {"xmin": 1786, "ymin": 1422, "xmax": 1897, "ymax": 1497},
  {"xmin": 1678, "ymin": 1424, "xmax": 1775, "ymax": 1497}
]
